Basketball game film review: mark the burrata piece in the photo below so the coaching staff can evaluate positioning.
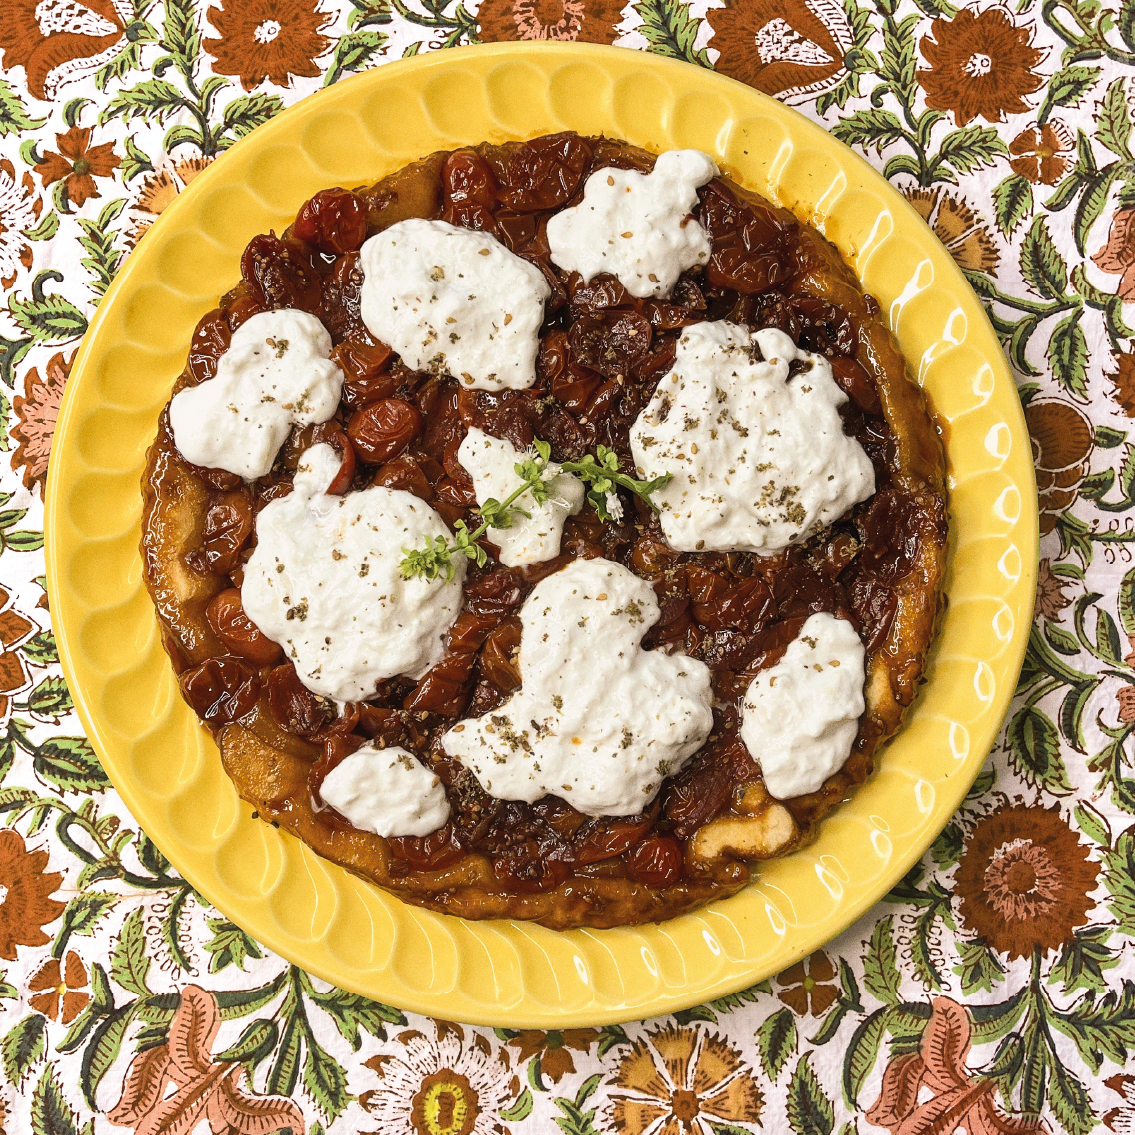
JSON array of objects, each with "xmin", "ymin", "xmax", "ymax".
[
  {"xmin": 242, "ymin": 444, "xmax": 465, "ymax": 701},
  {"xmin": 358, "ymin": 218, "xmax": 549, "ymax": 391},
  {"xmin": 741, "ymin": 612, "xmax": 866, "ymax": 799},
  {"xmin": 629, "ymin": 322, "xmax": 875, "ymax": 554},
  {"xmin": 546, "ymin": 149, "xmax": 718, "ymax": 298},
  {"xmin": 169, "ymin": 309, "xmax": 343, "ymax": 480},
  {"xmin": 320, "ymin": 744, "xmax": 450, "ymax": 838},
  {"xmin": 442, "ymin": 558, "xmax": 713, "ymax": 817}
]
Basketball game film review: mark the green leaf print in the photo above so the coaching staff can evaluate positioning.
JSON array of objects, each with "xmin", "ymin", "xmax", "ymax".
[
  {"xmin": 993, "ymin": 173, "xmax": 1034, "ymax": 238},
  {"xmin": 1097, "ymin": 77, "xmax": 1133, "ymax": 159},
  {"xmin": 788, "ymin": 1054, "xmax": 835, "ymax": 1135},
  {"xmin": 632, "ymin": 0, "xmax": 711, "ymax": 68},
  {"xmin": 862, "ymin": 917, "xmax": 902, "ymax": 1006},
  {"xmin": 1, "ymin": 1012, "xmax": 47, "ymax": 1088},
  {"xmin": 756, "ymin": 1007, "xmax": 797, "ymax": 1081},
  {"xmin": 1020, "ymin": 217, "xmax": 1068, "ymax": 299},
  {"xmin": 110, "ymin": 909, "xmax": 151, "ymax": 997}
]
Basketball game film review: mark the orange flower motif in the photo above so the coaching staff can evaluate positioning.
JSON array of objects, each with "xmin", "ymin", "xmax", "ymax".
[
  {"xmin": 707, "ymin": 0, "xmax": 852, "ymax": 103},
  {"xmin": 954, "ymin": 804, "xmax": 1098, "ymax": 960},
  {"xmin": 1118, "ymin": 685, "xmax": 1135, "ymax": 724},
  {"xmin": 507, "ymin": 1028, "xmax": 599, "ymax": 1083},
  {"xmin": 34, "ymin": 126, "xmax": 120, "ymax": 208},
  {"xmin": 477, "ymin": 0, "xmax": 625, "ymax": 42},
  {"xmin": 1008, "ymin": 122, "xmax": 1074, "ymax": 186},
  {"xmin": 108, "ymin": 985, "xmax": 305, "ymax": 1134},
  {"xmin": 867, "ymin": 997, "xmax": 1047, "ymax": 1135},
  {"xmin": 1024, "ymin": 398, "xmax": 1093, "ymax": 536},
  {"xmin": 1093, "ymin": 207, "xmax": 1135, "ymax": 302},
  {"xmin": 12, "ymin": 349, "xmax": 73, "ymax": 496},
  {"xmin": 0, "ymin": 588, "xmax": 36, "ymax": 730},
  {"xmin": 203, "ymin": 0, "xmax": 332, "ymax": 92},
  {"xmin": 28, "ymin": 950, "xmax": 89, "ymax": 1024},
  {"xmin": 775, "ymin": 950, "xmax": 838, "ymax": 1016},
  {"xmin": 904, "ymin": 187, "xmax": 1000, "ymax": 275},
  {"xmin": 917, "ymin": 7, "xmax": 1045, "ymax": 126},
  {"xmin": 1034, "ymin": 558, "xmax": 1072, "ymax": 622},
  {"xmin": 0, "ymin": 829, "xmax": 65, "ymax": 960},
  {"xmin": 0, "ymin": 0, "xmax": 128, "ymax": 102},
  {"xmin": 0, "ymin": 157, "xmax": 41, "ymax": 288},
  {"xmin": 126, "ymin": 156, "xmax": 212, "ymax": 247},
  {"xmin": 607, "ymin": 1024, "xmax": 763, "ymax": 1134},
  {"xmin": 1109, "ymin": 351, "xmax": 1135, "ymax": 417}
]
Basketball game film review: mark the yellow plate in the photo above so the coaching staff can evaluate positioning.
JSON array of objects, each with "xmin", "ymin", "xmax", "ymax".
[{"xmin": 45, "ymin": 43, "xmax": 1037, "ymax": 1027}]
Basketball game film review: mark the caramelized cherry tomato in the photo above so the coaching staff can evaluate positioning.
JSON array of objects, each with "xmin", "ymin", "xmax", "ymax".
[
  {"xmin": 333, "ymin": 340, "xmax": 396, "ymax": 406},
  {"xmin": 441, "ymin": 150, "xmax": 499, "ymax": 231},
  {"xmin": 831, "ymin": 355, "xmax": 882, "ymax": 416},
  {"xmin": 372, "ymin": 454, "xmax": 431, "ymax": 500},
  {"xmin": 500, "ymin": 133, "xmax": 591, "ymax": 212},
  {"xmin": 267, "ymin": 664, "xmax": 331, "ymax": 738},
  {"xmin": 293, "ymin": 188, "xmax": 368, "ymax": 254},
  {"xmin": 626, "ymin": 833, "xmax": 683, "ymax": 887},
  {"xmin": 201, "ymin": 492, "xmax": 254, "ymax": 575},
  {"xmin": 701, "ymin": 181, "xmax": 794, "ymax": 295},
  {"xmin": 186, "ymin": 310, "xmax": 232, "ymax": 386},
  {"xmin": 206, "ymin": 588, "xmax": 282, "ymax": 666},
  {"xmin": 240, "ymin": 233, "xmax": 322, "ymax": 312},
  {"xmin": 573, "ymin": 817, "xmax": 652, "ymax": 865},
  {"xmin": 568, "ymin": 311, "xmax": 651, "ymax": 378},
  {"xmin": 480, "ymin": 618, "xmax": 521, "ymax": 693},
  {"xmin": 348, "ymin": 399, "xmax": 422, "ymax": 463},
  {"xmin": 278, "ymin": 422, "xmax": 355, "ymax": 493},
  {"xmin": 179, "ymin": 657, "xmax": 260, "ymax": 724},
  {"xmin": 388, "ymin": 824, "xmax": 466, "ymax": 871}
]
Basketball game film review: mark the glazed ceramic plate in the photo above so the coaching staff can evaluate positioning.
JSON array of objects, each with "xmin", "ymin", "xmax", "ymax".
[{"xmin": 45, "ymin": 43, "xmax": 1037, "ymax": 1027}]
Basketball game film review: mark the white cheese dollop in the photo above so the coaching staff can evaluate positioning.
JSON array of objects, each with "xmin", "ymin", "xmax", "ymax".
[
  {"xmin": 169, "ymin": 309, "xmax": 342, "ymax": 480},
  {"xmin": 456, "ymin": 428, "xmax": 585, "ymax": 567},
  {"xmin": 320, "ymin": 743, "xmax": 450, "ymax": 838},
  {"xmin": 442, "ymin": 558, "xmax": 713, "ymax": 817},
  {"xmin": 242, "ymin": 444, "xmax": 465, "ymax": 701},
  {"xmin": 629, "ymin": 322, "xmax": 875, "ymax": 554},
  {"xmin": 358, "ymin": 218, "xmax": 550, "ymax": 391},
  {"xmin": 546, "ymin": 150, "xmax": 718, "ymax": 298},
  {"xmin": 741, "ymin": 612, "xmax": 866, "ymax": 800}
]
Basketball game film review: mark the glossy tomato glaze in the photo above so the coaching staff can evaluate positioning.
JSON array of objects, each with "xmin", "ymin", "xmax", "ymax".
[{"xmin": 142, "ymin": 134, "xmax": 947, "ymax": 927}]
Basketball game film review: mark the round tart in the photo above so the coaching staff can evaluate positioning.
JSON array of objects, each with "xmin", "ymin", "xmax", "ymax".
[{"xmin": 140, "ymin": 133, "xmax": 947, "ymax": 929}]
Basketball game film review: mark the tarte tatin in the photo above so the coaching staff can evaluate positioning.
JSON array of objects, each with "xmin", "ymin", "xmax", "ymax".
[{"xmin": 141, "ymin": 133, "xmax": 947, "ymax": 929}]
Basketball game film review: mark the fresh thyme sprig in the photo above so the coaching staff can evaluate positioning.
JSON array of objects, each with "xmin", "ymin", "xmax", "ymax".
[
  {"xmin": 399, "ymin": 438, "xmax": 671, "ymax": 582},
  {"xmin": 561, "ymin": 445, "xmax": 673, "ymax": 522}
]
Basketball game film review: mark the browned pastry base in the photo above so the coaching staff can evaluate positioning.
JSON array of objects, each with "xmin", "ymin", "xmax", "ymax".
[{"xmin": 141, "ymin": 134, "xmax": 947, "ymax": 928}]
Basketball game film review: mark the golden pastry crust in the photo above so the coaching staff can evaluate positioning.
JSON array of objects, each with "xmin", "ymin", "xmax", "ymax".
[{"xmin": 141, "ymin": 134, "xmax": 947, "ymax": 929}]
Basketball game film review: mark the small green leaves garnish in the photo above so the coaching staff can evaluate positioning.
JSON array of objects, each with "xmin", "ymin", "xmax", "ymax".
[
  {"xmin": 399, "ymin": 437, "xmax": 671, "ymax": 582},
  {"xmin": 561, "ymin": 444, "xmax": 672, "ymax": 522}
]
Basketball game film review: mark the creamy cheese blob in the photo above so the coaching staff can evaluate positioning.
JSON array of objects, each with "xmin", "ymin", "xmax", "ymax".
[
  {"xmin": 629, "ymin": 322, "xmax": 875, "ymax": 554},
  {"xmin": 242, "ymin": 444, "xmax": 465, "ymax": 701},
  {"xmin": 169, "ymin": 309, "xmax": 343, "ymax": 480},
  {"xmin": 741, "ymin": 612, "xmax": 866, "ymax": 800},
  {"xmin": 320, "ymin": 743, "xmax": 450, "ymax": 837},
  {"xmin": 358, "ymin": 218, "xmax": 550, "ymax": 391},
  {"xmin": 457, "ymin": 428, "xmax": 585, "ymax": 567},
  {"xmin": 546, "ymin": 150, "xmax": 718, "ymax": 298},
  {"xmin": 442, "ymin": 558, "xmax": 713, "ymax": 817}
]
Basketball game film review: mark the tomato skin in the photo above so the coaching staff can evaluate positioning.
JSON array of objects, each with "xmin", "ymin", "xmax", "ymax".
[
  {"xmin": 626, "ymin": 833, "xmax": 683, "ymax": 888},
  {"xmin": 348, "ymin": 399, "xmax": 423, "ymax": 463},
  {"xmin": 179, "ymin": 656, "xmax": 260, "ymax": 724},
  {"xmin": 239, "ymin": 233, "xmax": 322, "ymax": 312},
  {"xmin": 267, "ymin": 664, "xmax": 332, "ymax": 738},
  {"xmin": 388, "ymin": 824, "xmax": 466, "ymax": 871},
  {"xmin": 206, "ymin": 589, "xmax": 283, "ymax": 666},
  {"xmin": 293, "ymin": 188, "xmax": 368, "ymax": 254},
  {"xmin": 201, "ymin": 492, "xmax": 254, "ymax": 575}
]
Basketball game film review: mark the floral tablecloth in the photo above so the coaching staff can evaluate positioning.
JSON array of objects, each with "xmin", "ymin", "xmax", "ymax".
[{"xmin": 0, "ymin": 0, "xmax": 1130, "ymax": 1132}]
